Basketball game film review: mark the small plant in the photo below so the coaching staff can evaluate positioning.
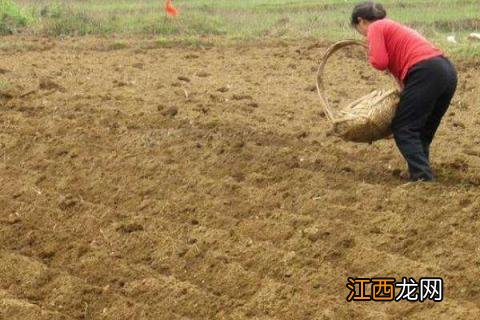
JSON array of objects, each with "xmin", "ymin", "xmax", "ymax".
[
  {"xmin": 0, "ymin": 0, "xmax": 32, "ymax": 35},
  {"xmin": 0, "ymin": 79, "xmax": 9, "ymax": 90},
  {"xmin": 37, "ymin": 1, "xmax": 106, "ymax": 36},
  {"xmin": 108, "ymin": 41, "xmax": 129, "ymax": 50},
  {"xmin": 43, "ymin": 10, "xmax": 103, "ymax": 36},
  {"xmin": 153, "ymin": 36, "xmax": 214, "ymax": 48},
  {"xmin": 39, "ymin": 2, "xmax": 65, "ymax": 19}
]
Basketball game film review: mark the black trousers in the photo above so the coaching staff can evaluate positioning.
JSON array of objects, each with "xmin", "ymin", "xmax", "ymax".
[{"xmin": 392, "ymin": 56, "xmax": 457, "ymax": 181}]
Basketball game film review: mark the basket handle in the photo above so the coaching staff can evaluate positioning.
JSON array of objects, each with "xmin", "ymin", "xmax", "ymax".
[{"xmin": 316, "ymin": 40, "xmax": 368, "ymax": 121}]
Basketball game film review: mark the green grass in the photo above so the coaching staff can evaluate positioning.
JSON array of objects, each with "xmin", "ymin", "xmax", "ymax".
[
  {"xmin": 0, "ymin": 0, "xmax": 34, "ymax": 34},
  {"xmin": 8, "ymin": 0, "xmax": 480, "ymax": 54}
]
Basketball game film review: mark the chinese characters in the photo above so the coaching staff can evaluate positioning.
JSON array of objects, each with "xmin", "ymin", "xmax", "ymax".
[{"xmin": 347, "ymin": 277, "xmax": 443, "ymax": 302}]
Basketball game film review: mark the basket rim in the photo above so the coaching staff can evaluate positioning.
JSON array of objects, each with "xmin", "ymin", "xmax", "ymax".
[{"xmin": 316, "ymin": 39, "xmax": 399, "ymax": 122}]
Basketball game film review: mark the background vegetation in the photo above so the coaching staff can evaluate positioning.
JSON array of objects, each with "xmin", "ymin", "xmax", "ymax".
[{"xmin": 1, "ymin": 0, "xmax": 479, "ymax": 55}]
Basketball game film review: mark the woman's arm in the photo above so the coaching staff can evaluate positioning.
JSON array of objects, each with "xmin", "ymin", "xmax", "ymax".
[{"xmin": 367, "ymin": 23, "xmax": 389, "ymax": 70}]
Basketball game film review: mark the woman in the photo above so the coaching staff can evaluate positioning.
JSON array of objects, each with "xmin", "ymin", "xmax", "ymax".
[{"xmin": 351, "ymin": 1, "xmax": 457, "ymax": 181}]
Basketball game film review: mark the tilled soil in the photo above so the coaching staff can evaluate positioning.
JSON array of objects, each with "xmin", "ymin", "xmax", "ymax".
[{"xmin": 1, "ymin": 36, "xmax": 480, "ymax": 319}]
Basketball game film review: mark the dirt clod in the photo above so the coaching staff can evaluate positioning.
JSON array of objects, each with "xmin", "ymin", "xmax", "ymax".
[
  {"xmin": 302, "ymin": 226, "xmax": 321, "ymax": 242},
  {"xmin": 58, "ymin": 194, "xmax": 78, "ymax": 210},
  {"xmin": 178, "ymin": 76, "xmax": 191, "ymax": 82},
  {"xmin": 39, "ymin": 77, "xmax": 65, "ymax": 92},
  {"xmin": 217, "ymin": 86, "xmax": 229, "ymax": 93},
  {"xmin": 161, "ymin": 106, "xmax": 178, "ymax": 117},
  {"xmin": 232, "ymin": 94, "xmax": 252, "ymax": 100},
  {"xmin": 196, "ymin": 71, "xmax": 210, "ymax": 78},
  {"xmin": 116, "ymin": 223, "xmax": 144, "ymax": 233}
]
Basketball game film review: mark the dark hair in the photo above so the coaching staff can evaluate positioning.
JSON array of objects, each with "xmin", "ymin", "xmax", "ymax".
[{"xmin": 351, "ymin": 1, "xmax": 387, "ymax": 26}]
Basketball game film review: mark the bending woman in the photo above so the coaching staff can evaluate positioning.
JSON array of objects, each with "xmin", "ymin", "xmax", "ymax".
[{"xmin": 351, "ymin": 1, "xmax": 457, "ymax": 181}]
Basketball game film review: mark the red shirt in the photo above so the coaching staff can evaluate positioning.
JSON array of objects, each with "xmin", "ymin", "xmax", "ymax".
[{"xmin": 367, "ymin": 19, "xmax": 442, "ymax": 83}]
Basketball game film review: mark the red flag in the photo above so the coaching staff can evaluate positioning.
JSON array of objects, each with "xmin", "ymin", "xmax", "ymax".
[{"xmin": 165, "ymin": 0, "xmax": 178, "ymax": 17}]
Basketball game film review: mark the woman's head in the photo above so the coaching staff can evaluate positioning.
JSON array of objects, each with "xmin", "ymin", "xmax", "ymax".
[{"xmin": 351, "ymin": 2, "xmax": 387, "ymax": 36}]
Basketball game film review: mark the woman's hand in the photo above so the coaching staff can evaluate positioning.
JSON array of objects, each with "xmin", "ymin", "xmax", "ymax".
[{"xmin": 395, "ymin": 78, "xmax": 404, "ymax": 92}]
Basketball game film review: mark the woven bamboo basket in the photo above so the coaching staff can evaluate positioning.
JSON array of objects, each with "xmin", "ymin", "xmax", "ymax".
[{"xmin": 316, "ymin": 40, "xmax": 400, "ymax": 143}]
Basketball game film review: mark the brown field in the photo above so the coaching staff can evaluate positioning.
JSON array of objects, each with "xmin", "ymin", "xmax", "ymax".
[{"xmin": 1, "ymin": 36, "xmax": 480, "ymax": 319}]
